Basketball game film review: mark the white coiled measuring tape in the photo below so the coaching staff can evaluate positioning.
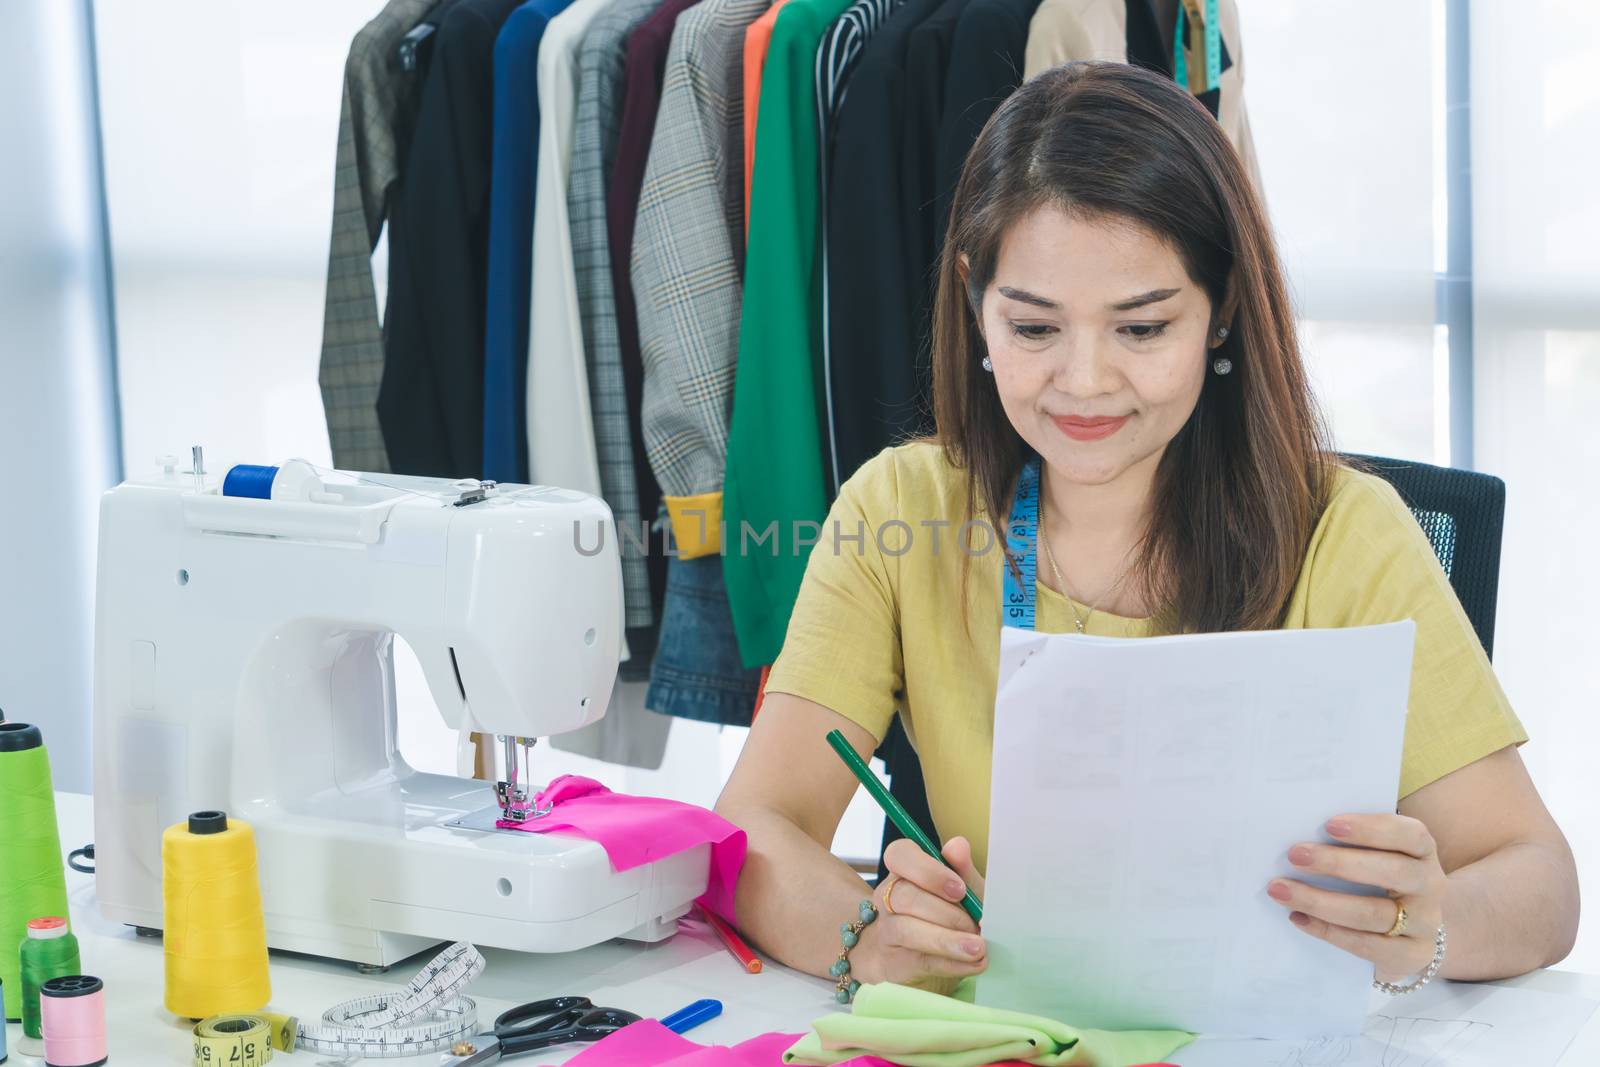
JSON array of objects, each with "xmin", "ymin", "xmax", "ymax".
[
  {"xmin": 190, "ymin": 942, "xmax": 487, "ymax": 1065},
  {"xmin": 296, "ymin": 941, "xmax": 487, "ymax": 1058}
]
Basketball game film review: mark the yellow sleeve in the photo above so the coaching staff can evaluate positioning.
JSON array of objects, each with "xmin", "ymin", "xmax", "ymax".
[
  {"xmin": 1304, "ymin": 472, "xmax": 1528, "ymax": 799},
  {"xmin": 763, "ymin": 450, "xmax": 905, "ymax": 743}
]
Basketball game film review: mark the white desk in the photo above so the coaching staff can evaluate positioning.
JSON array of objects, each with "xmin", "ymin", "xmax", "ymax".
[{"xmin": 9, "ymin": 792, "xmax": 1600, "ymax": 1065}]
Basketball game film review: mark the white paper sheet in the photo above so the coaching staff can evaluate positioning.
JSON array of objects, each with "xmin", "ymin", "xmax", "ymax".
[
  {"xmin": 976, "ymin": 622, "xmax": 1417, "ymax": 1039},
  {"xmin": 1171, "ymin": 980, "xmax": 1599, "ymax": 1066}
]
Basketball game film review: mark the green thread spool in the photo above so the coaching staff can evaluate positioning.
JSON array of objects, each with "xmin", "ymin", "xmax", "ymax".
[
  {"xmin": 0, "ymin": 722, "xmax": 70, "ymax": 1023},
  {"xmin": 21, "ymin": 916, "xmax": 80, "ymax": 1039}
]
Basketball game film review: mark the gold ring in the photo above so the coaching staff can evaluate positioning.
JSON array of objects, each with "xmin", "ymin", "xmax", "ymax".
[
  {"xmin": 882, "ymin": 875, "xmax": 901, "ymax": 916},
  {"xmin": 1385, "ymin": 900, "xmax": 1409, "ymax": 938}
]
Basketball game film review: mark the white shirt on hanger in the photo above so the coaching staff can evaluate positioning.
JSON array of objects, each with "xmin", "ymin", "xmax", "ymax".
[
  {"xmin": 529, "ymin": 0, "xmax": 624, "ymax": 664},
  {"xmin": 533, "ymin": 0, "xmax": 676, "ymax": 767}
]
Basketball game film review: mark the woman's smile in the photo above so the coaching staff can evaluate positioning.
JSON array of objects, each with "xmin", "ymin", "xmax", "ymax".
[{"xmin": 1052, "ymin": 413, "xmax": 1130, "ymax": 441}]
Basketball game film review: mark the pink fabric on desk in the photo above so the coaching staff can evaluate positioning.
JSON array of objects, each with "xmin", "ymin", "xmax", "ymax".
[
  {"xmin": 559, "ymin": 1021, "xmax": 1036, "ymax": 1067},
  {"xmin": 560, "ymin": 1021, "xmax": 1018, "ymax": 1067},
  {"xmin": 496, "ymin": 775, "xmax": 747, "ymax": 923},
  {"xmin": 561, "ymin": 1023, "xmax": 799, "ymax": 1066}
]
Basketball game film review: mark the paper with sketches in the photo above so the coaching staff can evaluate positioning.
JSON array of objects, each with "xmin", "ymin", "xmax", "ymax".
[{"xmin": 977, "ymin": 623, "xmax": 1416, "ymax": 1038}]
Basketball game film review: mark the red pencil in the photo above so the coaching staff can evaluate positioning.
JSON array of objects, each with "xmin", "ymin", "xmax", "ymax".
[{"xmin": 698, "ymin": 904, "xmax": 762, "ymax": 973}]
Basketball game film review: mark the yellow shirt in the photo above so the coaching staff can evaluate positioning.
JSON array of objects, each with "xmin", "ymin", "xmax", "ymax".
[{"xmin": 764, "ymin": 442, "xmax": 1527, "ymax": 873}]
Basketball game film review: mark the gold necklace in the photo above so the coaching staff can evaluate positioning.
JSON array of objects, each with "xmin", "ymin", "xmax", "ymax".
[{"xmin": 1039, "ymin": 511, "xmax": 1136, "ymax": 634}]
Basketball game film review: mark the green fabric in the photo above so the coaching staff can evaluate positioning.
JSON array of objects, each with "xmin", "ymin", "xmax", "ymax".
[
  {"xmin": 722, "ymin": 0, "xmax": 852, "ymax": 668},
  {"xmin": 781, "ymin": 983, "xmax": 1192, "ymax": 1067}
]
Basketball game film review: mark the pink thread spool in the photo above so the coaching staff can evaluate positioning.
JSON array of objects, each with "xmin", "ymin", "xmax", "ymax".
[{"xmin": 40, "ymin": 975, "xmax": 107, "ymax": 1067}]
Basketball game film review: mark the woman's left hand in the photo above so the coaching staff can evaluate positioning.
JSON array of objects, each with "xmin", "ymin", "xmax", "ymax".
[{"xmin": 1268, "ymin": 814, "xmax": 1448, "ymax": 983}]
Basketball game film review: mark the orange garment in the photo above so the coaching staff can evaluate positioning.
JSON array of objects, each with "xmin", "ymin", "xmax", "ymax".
[
  {"xmin": 751, "ymin": 663, "xmax": 773, "ymax": 722},
  {"xmin": 742, "ymin": 0, "xmax": 790, "ymax": 240}
]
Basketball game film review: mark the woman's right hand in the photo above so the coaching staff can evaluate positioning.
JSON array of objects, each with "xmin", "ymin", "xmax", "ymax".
[{"xmin": 856, "ymin": 836, "xmax": 988, "ymax": 992}]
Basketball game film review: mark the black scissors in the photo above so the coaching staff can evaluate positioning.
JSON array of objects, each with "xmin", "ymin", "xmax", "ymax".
[{"xmin": 442, "ymin": 996, "xmax": 720, "ymax": 1065}]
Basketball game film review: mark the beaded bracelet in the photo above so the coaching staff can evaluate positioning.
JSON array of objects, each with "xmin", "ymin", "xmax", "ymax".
[
  {"xmin": 829, "ymin": 899, "xmax": 878, "ymax": 1002},
  {"xmin": 1374, "ymin": 922, "xmax": 1447, "ymax": 996}
]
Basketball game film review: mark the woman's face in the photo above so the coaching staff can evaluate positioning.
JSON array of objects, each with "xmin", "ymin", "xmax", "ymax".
[{"xmin": 975, "ymin": 206, "xmax": 1217, "ymax": 488}]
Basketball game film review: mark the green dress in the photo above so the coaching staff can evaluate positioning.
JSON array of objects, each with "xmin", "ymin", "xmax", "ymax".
[{"xmin": 722, "ymin": 0, "xmax": 854, "ymax": 667}]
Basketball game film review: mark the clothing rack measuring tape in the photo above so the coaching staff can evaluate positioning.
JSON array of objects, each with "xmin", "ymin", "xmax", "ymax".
[{"xmin": 189, "ymin": 942, "xmax": 486, "ymax": 1064}]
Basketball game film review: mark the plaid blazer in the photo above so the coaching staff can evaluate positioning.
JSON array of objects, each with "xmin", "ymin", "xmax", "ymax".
[
  {"xmin": 317, "ymin": 0, "xmax": 436, "ymax": 473},
  {"xmin": 568, "ymin": 0, "xmax": 661, "ymax": 628},
  {"xmin": 631, "ymin": 0, "xmax": 770, "ymax": 514}
]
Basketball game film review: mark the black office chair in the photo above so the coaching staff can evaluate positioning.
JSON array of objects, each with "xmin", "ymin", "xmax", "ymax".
[
  {"xmin": 875, "ymin": 453, "xmax": 1508, "ymax": 878},
  {"xmin": 1342, "ymin": 454, "xmax": 1505, "ymax": 660}
]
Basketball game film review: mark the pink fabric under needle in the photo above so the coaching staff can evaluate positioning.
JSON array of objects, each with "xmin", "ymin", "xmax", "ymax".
[{"xmin": 495, "ymin": 775, "xmax": 747, "ymax": 924}]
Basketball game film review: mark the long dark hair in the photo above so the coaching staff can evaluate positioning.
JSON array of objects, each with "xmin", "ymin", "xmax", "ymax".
[{"xmin": 933, "ymin": 62, "xmax": 1334, "ymax": 634}]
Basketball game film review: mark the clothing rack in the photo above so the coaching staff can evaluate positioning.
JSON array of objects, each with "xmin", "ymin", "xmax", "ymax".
[{"xmin": 316, "ymin": 0, "xmax": 1255, "ymax": 768}]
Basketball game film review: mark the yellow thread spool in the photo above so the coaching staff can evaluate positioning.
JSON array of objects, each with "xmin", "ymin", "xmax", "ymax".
[{"xmin": 163, "ymin": 811, "xmax": 271, "ymax": 1019}]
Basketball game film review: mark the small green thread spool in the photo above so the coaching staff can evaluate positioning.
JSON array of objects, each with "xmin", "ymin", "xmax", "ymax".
[
  {"xmin": 21, "ymin": 916, "xmax": 81, "ymax": 1039},
  {"xmin": 0, "ymin": 722, "xmax": 71, "ymax": 1023}
]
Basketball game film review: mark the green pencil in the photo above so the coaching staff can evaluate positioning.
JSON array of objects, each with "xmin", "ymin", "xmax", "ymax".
[{"xmin": 824, "ymin": 728, "xmax": 984, "ymax": 923}]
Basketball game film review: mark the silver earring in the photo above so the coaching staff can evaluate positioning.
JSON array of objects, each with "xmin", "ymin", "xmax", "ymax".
[
  {"xmin": 1216, "ymin": 325, "xmax": 1230, "ymax": 341},
  {"xmin": 1213, "ymin": 358, "xmax": 1233, "ymax": 375},
  {"xmin": 981, "ymin": 356, "xmax": 993, "ymax": 372}
]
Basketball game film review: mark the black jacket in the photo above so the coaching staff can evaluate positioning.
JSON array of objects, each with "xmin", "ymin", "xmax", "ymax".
[
  {"xmin": 379, "ymin": 0, "xmax": 522, "ymax": 478},
  {"xmin": 823, "ymin": 0, "xmax": 949, "ymax": 488}
]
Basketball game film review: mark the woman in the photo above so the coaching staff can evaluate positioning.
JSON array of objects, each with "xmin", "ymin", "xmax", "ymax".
[{"xmin": 715, "ymin": 63, "xmax": 1578, "ymax": 999}]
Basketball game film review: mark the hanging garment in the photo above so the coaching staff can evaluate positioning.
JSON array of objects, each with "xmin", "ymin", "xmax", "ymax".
[
  {"xmin": 632, "ymin": 0, "xmax": 767, "ymax": 560},
  {"xmin": 482, "ymin": 0, "xmax": 575, "ymax": 485},
  {"xmin": 647, "ymin": 556, "xmax": 762, "ymax": 726},
  {"xmin": 524, "ymin": 0, "xmax": 606, "ymax": 504},
  {"xmin": 532, "ymin": 2, "xmax": 665, "ymax": 709},
  {"xmin": 568, "ymin": 0, "xmax": 668, "ymax": 642},
  {"xmin": 630, "ymin": 0, "xmax": 768, "ymax": 726},
  {"xmin": 822, "ymin": 0, "xmax": 954, "ymax": 490},
  {"xmin": 930, "ymin": 0, "xmax": 1040, "ymax": 259},
  {"xmin": 783, "ymin": 982, "xmax": 1192, "ymax": 1067},
  {"xmin": 317, "ymin": 0, "xmax": 437, "ymax": 475},
  {"xmin": 380, "ymin": 0, "xmax": 523, "ymax": 478},
  {"xmin": 722, "ymin": 0, "xmax": 854, "ymax": 669},
  {"xmin": 898, "ymin": 0, "xmax": 967, "ymax": 314},
  {"xmin": 604, "ymin": 0, "xmax": 707, "ymax": 571},
  {"xmin": 815, "ymin": 0, "xmax": 898, "ymax": 129},
  {"xmin": 1171, "ymin": 0, "xmax": 1260, "ymax": 188},
  {"xmin": 1023, "ymin": 0, "xmax": 1123, "ymax": 71},
  {"xmin": 741, "ymin": 0, "xmax": 790, "ymax": 240},
  {"xmin": 815, "ymin": 0, "xmax": 904, "ymax": 495},
  {"xmin": 523, "ymin": 0, "xmax": 651, "ymax": 728},
  {"xmin": 609, "ymin": 0, "xmax": 709, "ymax": 671},
  {"xmin": 1023, "ymin": 0, "xmax": 1260, "ymax": 187}
]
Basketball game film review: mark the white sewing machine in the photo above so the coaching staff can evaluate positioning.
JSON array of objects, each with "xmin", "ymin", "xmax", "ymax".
[{"xmin": 92, "ymin": 451, "xmax": 707, "ymax": 968}]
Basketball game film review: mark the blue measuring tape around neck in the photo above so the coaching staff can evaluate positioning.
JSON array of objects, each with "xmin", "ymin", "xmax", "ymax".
[
  {"xmin": 1173, "ymin": 0, "xmax": 1222, "ymax": 94},
  {"xmin": 1001, "ymin": 455, "xmax": 1043, "ymax": 631}
]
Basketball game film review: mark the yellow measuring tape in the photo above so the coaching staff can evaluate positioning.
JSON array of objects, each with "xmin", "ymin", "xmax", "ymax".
[{"xmin": 192, "ymin": 1012, "xmax": 297, "ymax": 1067}]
